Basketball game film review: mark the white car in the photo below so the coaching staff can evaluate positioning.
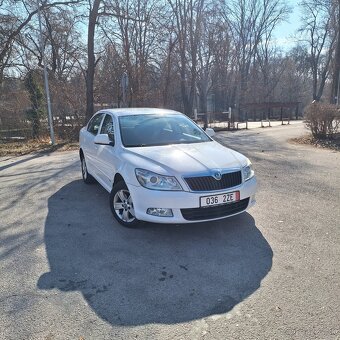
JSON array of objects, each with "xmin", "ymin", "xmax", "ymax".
[{"xmin": 79, "ymin": 108, "xmax": 257, "ymax": 227}]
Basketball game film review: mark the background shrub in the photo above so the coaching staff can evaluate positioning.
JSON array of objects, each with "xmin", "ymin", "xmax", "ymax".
[{"xmin": 304, "ymin": 102, "xmax": 340, "ymax": 138}]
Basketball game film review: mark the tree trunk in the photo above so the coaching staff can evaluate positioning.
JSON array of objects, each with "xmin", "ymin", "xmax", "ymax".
[
  {"xmin": 162, "ymin": 39, "xmax": 174, "ymax": 107},
  {"xmin": 331, "ymin": 0, "xmax": 340, "ymax": 104},
  {"xmin": 86, "ymin": 0, "xmax": 101, "ymax": 120}
]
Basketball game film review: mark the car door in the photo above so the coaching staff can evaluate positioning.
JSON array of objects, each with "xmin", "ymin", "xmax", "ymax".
[
  {"xmin": 95, "ymin": 113, "xmax": 119, "ymax": 190},
  {"xmin": 82, "ymin": 112, "xmax": 105, "ymax": 175}
]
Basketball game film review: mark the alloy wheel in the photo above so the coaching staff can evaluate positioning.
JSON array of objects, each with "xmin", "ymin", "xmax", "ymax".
[{"xmin": 113, "ymin": 189, "xmax": 135, "ymax": 223}]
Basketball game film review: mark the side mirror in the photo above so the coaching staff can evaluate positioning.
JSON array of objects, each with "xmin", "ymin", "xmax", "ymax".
[
  {"xmin": 94, "ymin": 134, "xmax": 113, "ymax": 145},
  {"xmin": 205, "ymin": 128, "xmax": 215, "ymax": 137}
]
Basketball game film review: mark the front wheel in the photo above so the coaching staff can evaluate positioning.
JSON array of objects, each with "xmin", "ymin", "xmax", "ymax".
[{"xmin": 109, "ymin": 181, "xmax": 140, "ymax": 228}]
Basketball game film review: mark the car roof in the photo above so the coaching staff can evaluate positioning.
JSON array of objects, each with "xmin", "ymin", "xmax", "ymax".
[{"xmin": 97, "ymin": 107, "xmax": 182, "ymax": 117}]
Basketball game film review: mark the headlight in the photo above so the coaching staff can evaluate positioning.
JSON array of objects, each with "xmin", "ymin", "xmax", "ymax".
[
  {"xmin": 135, "ymin": 168, "xmax": 182, "ymax": 191},
  {"xmin": 243, "ymin": 162, "xmax": 254, "ymax": 181}
]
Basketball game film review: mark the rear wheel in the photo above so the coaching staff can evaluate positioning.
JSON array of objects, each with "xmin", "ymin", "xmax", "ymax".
[
  {"xmin": 80, "ymin": 154, "xmax": 95, "ymax": 184},
  {"xmin": 110, "ymin": 181, "xmax": 140, "ymax": 228}
]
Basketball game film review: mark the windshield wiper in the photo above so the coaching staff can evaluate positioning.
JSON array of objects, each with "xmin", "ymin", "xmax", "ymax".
[{"xmin": 125, "ymin": 144, "xmax": 148, "ymax": 147}]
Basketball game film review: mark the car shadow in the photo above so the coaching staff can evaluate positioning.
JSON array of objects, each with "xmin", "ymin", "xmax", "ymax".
[{"xmin": 38, "ymin": 180, "xmax": 272, "ymax": 325}]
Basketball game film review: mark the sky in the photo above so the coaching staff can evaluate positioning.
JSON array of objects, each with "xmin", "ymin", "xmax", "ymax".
[{"xmin": 273, "ymin": 1, "xmax": 302, "ymax": 51}]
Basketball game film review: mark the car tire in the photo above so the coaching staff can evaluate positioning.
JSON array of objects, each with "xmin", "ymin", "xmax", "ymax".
[
  {"xmin": 80, "ymin": 154, "xmax": 95, "ymax": 184},
  {"xmin": 110, "ymin": 181, "xmax": 140, "ymax": 228}
]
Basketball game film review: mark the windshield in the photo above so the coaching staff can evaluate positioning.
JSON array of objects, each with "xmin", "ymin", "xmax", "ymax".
[{"xmin": 119, "ymin": 114, "xmax": 211, "ymax": 147}]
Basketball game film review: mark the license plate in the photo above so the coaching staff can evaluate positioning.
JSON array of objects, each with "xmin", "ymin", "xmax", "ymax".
[{"xmin": 200, "ymin": 191, "xmax": 240, "ymax": 207}]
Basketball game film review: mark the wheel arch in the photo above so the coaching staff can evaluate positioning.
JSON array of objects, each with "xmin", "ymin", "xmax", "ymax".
[
  {"xmin": 110, "ymin": 174, "xmax": 140, "ymax": 227},
  {"xmin": 113, "ymin": 173, "xmax": 125, "ymax": 187}
]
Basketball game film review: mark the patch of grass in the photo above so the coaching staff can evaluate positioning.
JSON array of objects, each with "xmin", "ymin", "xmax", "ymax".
[
  {"xmin": 290, "ymin": 134, "xmax": 340, "ymax": 152},
  {"xmin": 0, "ymin": 138, "xmax": 79, "ymax": 156}
]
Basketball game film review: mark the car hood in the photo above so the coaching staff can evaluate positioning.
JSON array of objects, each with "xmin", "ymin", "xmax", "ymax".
[{"xmin": 121, "ymin": 141, "xmax": 247, "ymax": 176}]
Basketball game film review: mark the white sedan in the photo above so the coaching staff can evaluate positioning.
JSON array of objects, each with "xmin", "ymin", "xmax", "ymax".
[{"xmin": 79, "ymin": 108, "xmax": 257, "ymax": 227}]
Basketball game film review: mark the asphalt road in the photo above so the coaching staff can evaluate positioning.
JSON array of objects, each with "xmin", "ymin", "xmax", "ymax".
[{"xmin": 0, "ymin": 122, "xmax": 339, "ymax": 340}]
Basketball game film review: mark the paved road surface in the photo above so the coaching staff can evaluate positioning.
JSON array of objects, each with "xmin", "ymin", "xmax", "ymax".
[{"xmin": 0, "ymin": 122, "xmax": 339, "ymax": 339}]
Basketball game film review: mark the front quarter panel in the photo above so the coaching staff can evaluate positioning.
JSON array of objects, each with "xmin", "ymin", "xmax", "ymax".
[{"xmin": 116, "ymin": 151, "xmax": 141, "ymax": 187}]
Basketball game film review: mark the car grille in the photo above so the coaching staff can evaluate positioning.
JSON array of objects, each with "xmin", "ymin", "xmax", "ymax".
[
  {"xmin": 181, "ymin": 198, "xmax": 249, "ymax": 221},
  {"xmin": 184, "ymin": 171, "xmax": 242, "ymax": 191}
]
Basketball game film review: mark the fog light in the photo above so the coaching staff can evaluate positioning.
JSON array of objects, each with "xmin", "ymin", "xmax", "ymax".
[{"xmin": 146, "ymin": 208, "xmax": 173, "ymax": 217}]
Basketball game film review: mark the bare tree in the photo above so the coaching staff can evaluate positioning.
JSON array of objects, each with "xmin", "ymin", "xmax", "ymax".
[
  {"xmin": 99, "ymin": 0, "xmax": 164, "ymax": 107},
  {"xmin": 298, "ymin": 0, "xmax": 337, "ymax": 101},
  {"xmin": 0, "ymin": 0, "xmax": 81, "ymax": 84},
  {"xmin": 224, "ymin": 0, "xmax": 290, "ymax": 118},
  {"xmin": 85, "ymin": 0, "xmax": 101, "ymax": 119},
  {"xmin": 196, "ymin": 4, "xmax": 224, "ymax": 113},
  {"xmin": 330, "ymin": 0, "xmax": 340, "ymax": 103},
  {"xmin": 167, "ymin": 0, "xmax": 205, "ymax": 116},
  {"xmin": 160, "ymin": 32, "xmax": 177, "ymax": 107},
  {"xmin": 42, "ymin": 8, "xmax": 84, "ymax": 80},
  {"xmin": 1, "ymin": 0, "xmax": 330, "ymax": 141},
  {"xmin": 253, "ymin": 31, "xmax": 287, "ymax": 105}
]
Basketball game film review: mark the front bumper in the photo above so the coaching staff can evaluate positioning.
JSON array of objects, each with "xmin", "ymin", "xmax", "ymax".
[{"xmin": 127, "ymin": 176, "xmax": 257, "ymax": 224}]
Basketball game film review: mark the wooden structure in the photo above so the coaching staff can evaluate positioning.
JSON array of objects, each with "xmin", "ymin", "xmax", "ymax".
[{"xmin": 240, "ymin": 101, "xmax": 300, "ymax": 121}]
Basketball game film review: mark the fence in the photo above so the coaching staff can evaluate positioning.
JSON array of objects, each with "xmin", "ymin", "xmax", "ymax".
[
  {"xmin": 195, "ymin": 111, "xmax": 299, "ymax": 131},
  {"xmin": 0, "ymin": 115, "xmax": 85, "ymax": 141}
]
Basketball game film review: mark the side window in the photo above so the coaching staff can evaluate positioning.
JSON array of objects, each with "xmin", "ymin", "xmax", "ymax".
[
  {"xmin": 100, "ymin": 114, "xmax": 115, "ymax": 144},
  {"xmin": 87, "ymin": 113, "xmax": 104, "ymax": 135}
]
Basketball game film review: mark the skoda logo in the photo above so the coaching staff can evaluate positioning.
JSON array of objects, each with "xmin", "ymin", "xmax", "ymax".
[{"xmin": 213, "ymin": 171, "xmax": 222, "ymax": 181}]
